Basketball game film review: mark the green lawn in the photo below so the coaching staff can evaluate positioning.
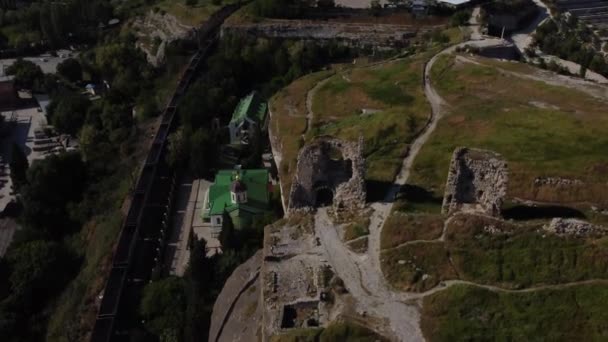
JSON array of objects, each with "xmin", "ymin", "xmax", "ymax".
[
  {"xmin": 422, "ymin": 283, "xmax": 608, "ymax": 342},
  {"xmin": 409, "ymin": 54, "xmax": 608, "ymax": 207}
]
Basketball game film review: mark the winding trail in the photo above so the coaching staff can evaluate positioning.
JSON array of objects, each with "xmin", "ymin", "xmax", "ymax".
[
  {"xmin": 310, "ymin": 31, "xmax": 608, "ymax": 340},
  {"xmin": 304, "ymin": 76, "xmax": 333, "ymax": 136}
]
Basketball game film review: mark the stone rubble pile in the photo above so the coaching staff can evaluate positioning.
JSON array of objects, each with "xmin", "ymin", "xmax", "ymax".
[{"xmin": 544, "ymin": 218, "xmax": 606, "ymax": 238}]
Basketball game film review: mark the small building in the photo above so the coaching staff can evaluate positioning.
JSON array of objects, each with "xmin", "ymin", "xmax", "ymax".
[
  {"xmin": 202, "ymin": 169, "xmax": 272, "ymax": 237},
  {"xmin": 228, "ymin": 91, "xmax": 268, "ymax": 145}
]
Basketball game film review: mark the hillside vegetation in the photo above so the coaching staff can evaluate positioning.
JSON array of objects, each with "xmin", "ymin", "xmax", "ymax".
[{"xmin": 409, "ymin": 54, "xmax": 608, "ymax": 208}]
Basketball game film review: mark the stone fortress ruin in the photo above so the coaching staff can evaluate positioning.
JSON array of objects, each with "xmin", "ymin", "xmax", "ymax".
[
  {"xmin": 288, "ymin": 137, "xmax": 366, "ymax": 212},
  {"xmin": 261, "ymin": 218, "xmax": 336, "ymax": 340},
  {"xmin": 442, "ymin": 147, "xmax": 508, "ymax": 217}
]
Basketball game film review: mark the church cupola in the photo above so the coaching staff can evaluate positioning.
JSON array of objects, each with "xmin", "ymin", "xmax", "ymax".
[{"xmin": 230, "ymin": 174, "xmax": 248, "ymax": 204}]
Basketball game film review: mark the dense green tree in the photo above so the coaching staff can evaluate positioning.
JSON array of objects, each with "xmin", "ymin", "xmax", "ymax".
[
  {"xmin": 20, "ymin": 152, "xmax": 86, "ymax": 237},
  {"xmin": 49, "ymin": 91, "xmax": 91, "ymax": 135},
  {"xmin": 219, "ymin": 212, "xmax": 235, "ymax": 250},
  {"xmin": 56, "ymin": 58, "xmax": 82, "ymax": 83},
  {"xmin": 188, "ymin": 129, "xmax": 216, "ymax": 177},
  {"xmin": 140, "ymin": 277, "xmax": 186, "ymax": 342},
  {"xmin": 6, "ymin": 240, "xmax": 71, "ymax": 311},
  {"xmin": 9, "ymin": 143, "xmax": 28, "ymax": 192},
  {"xmin": 5, "ymin": 59, "xmax": 43, "ymax": 89},
  {"xmin": 450, "ymin": 10, "xmax": 471, "ymax": 27},
  {"xmin": 166, "ymin": 128, "xmax": 189, "ymax": 169}
]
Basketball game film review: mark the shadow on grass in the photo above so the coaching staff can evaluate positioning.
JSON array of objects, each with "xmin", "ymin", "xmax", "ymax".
[
  {"xmin": 502, "ymin": 205, "xmax": 586, "ymax": 221},
  {"xmin": 366, "ymin": 180, "xmax": 393, "ymax": 202}
]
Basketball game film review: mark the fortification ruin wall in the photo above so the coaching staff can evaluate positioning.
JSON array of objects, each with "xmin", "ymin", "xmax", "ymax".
[
  {"xmin": 221, "ymin": 20, "xmax": 436, "ymax": 48},
  {"xmin": 442, "ymin": 147, "xmax": 508, "ymax": 217},
  {"xmin": 288, "ymin": 137, "xmax": 366, "ymax": 213}
]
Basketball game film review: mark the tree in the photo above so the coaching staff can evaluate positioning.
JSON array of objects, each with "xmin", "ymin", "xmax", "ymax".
[
  {"xmin": 185, "ymin": 0, "xmax": 197, "ymax": 5},
  {"xmin": 166, "ymin": 128, "xmax": 189, "ymax": 169},
  {"xmin": 56, "ymin": 58, "xmax": 82, "ymax": 83},
  {"xmin": 20, "ymin": 152, "xmax": 86, "ymax": 237},
  {"xmin": 370, "ymin": 0, "xmax": 382, "ymax": 16},
  {"xmin": 5, "ymin": 59, "xmax": 43, "ymax": 90},
  {"xmin": 9, "ymin": 143, "xmax": 28, "ymax": 192},
  {"xmin": 450, "ymin": 10, "xmax": 471, "ymax": 27},
  {"xmin": 140, "ymin": 277, "xmax": 186, "ymax": 341},
  {"xmin": 219, "ymin": 211, "xmax": 236, "ymax": 250},
  {"xmin": 189, "ymin": 129, "xmax": 216, "ymax": 177},
  {"xmin": 49, "ymin": 91, "xmax": 91, "ymax": 135},
  {"xmin": 6, "ymin": 240, "xmax": 71, "ymax": 311}
]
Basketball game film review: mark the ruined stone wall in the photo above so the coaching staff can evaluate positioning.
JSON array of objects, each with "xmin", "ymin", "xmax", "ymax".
[
  {"xmin": 442, "ymin": 147, "xmax": 508, "ymax": 217},
  {"xmin": 221, "ymin": 20, "xmax": 438, "ymax": 48},
  {"xmin": 288, "ymin": 137, "xmax": 366, "ymax": 213}
]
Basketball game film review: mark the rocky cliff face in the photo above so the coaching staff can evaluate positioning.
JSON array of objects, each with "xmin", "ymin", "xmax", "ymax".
[{"xmin": 131, "ymin": 10, "xmax": 196, "ymax": 66}]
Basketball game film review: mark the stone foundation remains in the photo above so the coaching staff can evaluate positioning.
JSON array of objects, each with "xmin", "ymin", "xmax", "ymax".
[
  {"xmin": 261, "ymin": 216, "xmax": 336, "ymax": 340},
  {"xmin": 288, "ymin": 137, "xmax": 366, "ymax": 213},
  {"xmin": 544, "ymin": 218, "xmax": 606, "ymax": 238},
  {"xmin": 442, "ymin": 147, "xmax": 508, "ymax": 217}
]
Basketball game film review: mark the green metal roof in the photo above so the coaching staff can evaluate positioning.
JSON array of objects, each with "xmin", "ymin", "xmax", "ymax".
[
  {"xmin": 229, "ymin": 91, "xmax": 268, "ymax": 125},
  {"xmin": 206, "ymin": 169, "xmax": 270, "ymax": 216}
]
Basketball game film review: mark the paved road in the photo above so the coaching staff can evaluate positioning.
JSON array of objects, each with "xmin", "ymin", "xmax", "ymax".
[
  {"xmin": 509, "ymin": 0, "xmax": 608, "ymax": 84},
  {"xmin": 0, "ymin": 50, "xmax": 75, "ymax": 76}
]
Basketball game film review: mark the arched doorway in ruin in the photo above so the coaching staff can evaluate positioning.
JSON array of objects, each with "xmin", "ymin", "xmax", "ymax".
[
  {"xmin": 314, "ymin": 188, "xmax": 334, "ymax": 207},
  {"xmin": 313, "ymin": 180, "xmax": 334, "ymax": 207}
]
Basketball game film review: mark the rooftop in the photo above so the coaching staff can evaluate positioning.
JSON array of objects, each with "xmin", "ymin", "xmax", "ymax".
[
  {"xmin": 230, "ymin": 91, "xmax": 267, "ymax": 125},
  {"xmin": 207, "ymin": 169, "xmax": 270, "ymax": 216}
]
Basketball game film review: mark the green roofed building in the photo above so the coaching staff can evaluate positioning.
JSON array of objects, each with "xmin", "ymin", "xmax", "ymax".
[
  {"xmin": 202, "ymin": 169, "xmax": 272, "ymax": 236},
  {"xmin": 228, "ymin": 91, "xmax": 268, "ymax": 145}
]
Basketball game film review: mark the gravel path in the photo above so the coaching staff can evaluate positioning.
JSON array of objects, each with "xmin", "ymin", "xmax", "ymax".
[{"xmin": 315, "ymin": 209, "xmax": 422, "ymax": 341}]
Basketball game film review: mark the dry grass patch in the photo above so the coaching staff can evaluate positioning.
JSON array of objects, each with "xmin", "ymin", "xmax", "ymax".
[{"xmin": 381, "ymin": 213, "xmax": 444, "ymax": 249}]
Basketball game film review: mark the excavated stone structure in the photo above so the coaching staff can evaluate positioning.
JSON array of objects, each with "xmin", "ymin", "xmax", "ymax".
[
  {"xmin": 288, "ymin": 137, "xmax": 366, "ymax": 213},
  {"xmin": 442, "ymin": 147, "xmax": 508, "ymax": 217}
]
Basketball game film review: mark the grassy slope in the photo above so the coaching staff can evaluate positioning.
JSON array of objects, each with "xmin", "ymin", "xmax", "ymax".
[
  {"xmin": 382, "ymin": 213, "xmax": 608, "ymax": 292},
  {"xmin": 270, "ymin": 54, "xmax": 432, "ymax": 195},
  {"xmin": 421, "ymin": 283, "xmax": 608, "ymax": 342},
  {"xmin": 269, "ymin": 70, "xmax": 334, "ymax": 199},
  {"xmin": 309, "ymin": 57, "xmax": 430, "ymax": 183},
  {"xmin": 409, "ymin": 54, "xmax": 608, "ymax": 206}
]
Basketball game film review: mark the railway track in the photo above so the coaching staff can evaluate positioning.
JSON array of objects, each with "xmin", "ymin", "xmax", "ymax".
[{"xmin": 90, "ymin": 5, "xmax": 240, "ymax": 342}]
